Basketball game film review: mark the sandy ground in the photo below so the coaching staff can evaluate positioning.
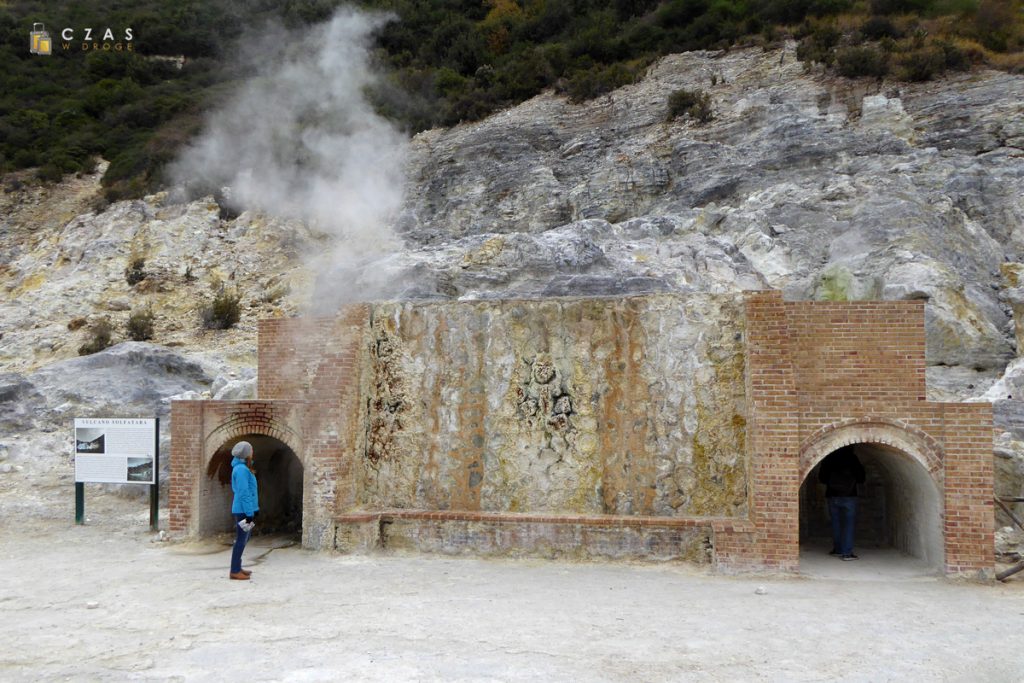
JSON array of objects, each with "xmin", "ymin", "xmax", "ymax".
[{"xmin": 2, "ymin": 490, "xmax": 1024, "ymax": 682}]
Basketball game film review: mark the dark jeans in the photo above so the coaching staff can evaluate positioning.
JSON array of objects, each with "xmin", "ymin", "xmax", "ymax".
[
  {"xmin": 231, "ymin": 513, "xmax": 251, "ymax": 573},
  {"xmin": 828, "ymin": 496, "xmax": 858, "ymax": 556}
]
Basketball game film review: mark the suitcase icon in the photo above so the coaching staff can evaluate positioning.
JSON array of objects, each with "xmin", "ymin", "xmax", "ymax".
[{"xmin": 30, "ymin": 22, "xmax": 51, "ymax": 55}]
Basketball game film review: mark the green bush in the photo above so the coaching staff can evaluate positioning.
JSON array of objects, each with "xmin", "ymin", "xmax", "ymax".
[
  {"xmin": 869, "ymin": 0, "xmax": 930, "ymax": 15},
  {"xmin": 200, "ymin": 289, "xmax": 242, "ymax": 330},
  {"xmin": 974, "ymin": 0, "xmax": 1016, "ymax": 52},
  {"xmin": 36, "ymin": 164, "xmax": 63, "ymax": 183},
  {"xmin": 859, "ymin": 16, "xmax": 902, "ymax": 41},
  {"xmin": 126, "ymin": 308, "xmax": 156, "ymax": 341},
  {"xmin": 937, "ymin": 41, "xmax": 972, "ymax": 71},
  {"xmin": 667, "ymin": 88, "xmax": 714, "ymax": 123},
  {"xmin": 125, "ymin": 256, "xmax": 146, "ymax": 286},
  {"xmin": 564, "ymin": 62, "xmax": 637, "ymax": 102},
  {"xmin": 836, "ymin": 46, "xmax": 890, "ymax": 78},
  {"xmin": 78, "ymin": 319, "xmax": 114, "ymax": 356},
  {"xmin": 897, "ymin": 47, "xmax": 947, "ymax": 81},
  {"xmin": 796, "ymin": 23, "xmax": 842, "ymax": 66},
  {"xmin": 0, "ymin": 0, "xmax": 1018, "ymax": 191}
]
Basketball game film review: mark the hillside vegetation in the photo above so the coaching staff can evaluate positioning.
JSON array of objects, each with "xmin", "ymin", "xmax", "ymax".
[{"xmin": 0, "ymin": 0, "xmax": 1021, "ymax": 199}]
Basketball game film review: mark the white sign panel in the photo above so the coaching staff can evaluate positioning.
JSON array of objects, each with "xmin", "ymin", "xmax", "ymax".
[{"xmin": 74, "ymin": 418, "xmax": 156, "ymax": 484}]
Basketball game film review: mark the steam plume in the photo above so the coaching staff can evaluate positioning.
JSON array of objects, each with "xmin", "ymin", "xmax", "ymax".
[{"xmin": 170, "ymin": 8, "xmax": 407, "ymax": 309}]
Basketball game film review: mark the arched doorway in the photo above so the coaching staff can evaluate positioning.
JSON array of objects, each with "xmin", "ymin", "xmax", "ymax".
[
  {"xmin": 799, "ymin": 442, "xmax": 944, "ymax": 572},
  {"xmin": 202, "ymin": 435, "xmax": 304, "ymax": 539}
]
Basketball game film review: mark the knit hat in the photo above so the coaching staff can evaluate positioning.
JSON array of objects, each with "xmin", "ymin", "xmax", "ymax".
[{"xmin": 231, "ymin": 441, "xmax": 253, "ymax": 459}]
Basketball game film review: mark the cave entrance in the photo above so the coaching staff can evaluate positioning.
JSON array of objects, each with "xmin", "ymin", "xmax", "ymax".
[
  {"xmin": 204, "ymin": 435, "xmax": 303, "ymax": 539},
  {"xmin": 799, "ymin": 443, "xmax": 943, "ymax": 574}
]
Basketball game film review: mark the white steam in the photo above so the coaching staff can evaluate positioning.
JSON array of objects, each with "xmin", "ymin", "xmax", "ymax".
[{"xmin": 170, "ymin": 8, "xmax": 408, "ymax": 309}]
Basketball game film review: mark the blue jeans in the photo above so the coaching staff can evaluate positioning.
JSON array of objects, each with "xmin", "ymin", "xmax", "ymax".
[
  {"xmin": 231, "ymin": 513, "xmax": 251, "ymax": 573},
  {"xmin": 828, "ymin": 497, "xmax": 857, "ymax": 556}
]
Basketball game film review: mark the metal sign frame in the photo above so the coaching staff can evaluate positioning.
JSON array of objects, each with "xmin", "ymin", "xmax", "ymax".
[{"xmin": 73, "ymin": 417, "xmax": 159, "ymax": 531}]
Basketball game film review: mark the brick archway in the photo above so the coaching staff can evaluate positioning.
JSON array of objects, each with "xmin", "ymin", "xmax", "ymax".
[
  {"xmin": 799, "ymin": 417, "xmax": 943, "ymax": 483},
  {"xmin": 204, "ymin": 415, "xmax": 302, "ymax": 466},
  {"xmin": 742, "ymin": 292, "xmax": 992, "ymax": 576},
  {"xmin": 170, "ymin": 400, "xmax": 312, "ymax": 539},
  {"xmin": 797, "ymin": 417, "xmax": 946, "ymax": 568}
]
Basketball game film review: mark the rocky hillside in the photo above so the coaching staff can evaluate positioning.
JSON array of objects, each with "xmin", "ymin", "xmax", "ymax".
[{"xmin": 1, "ymin": 43, "xmax": 1023, "ymax": 545}]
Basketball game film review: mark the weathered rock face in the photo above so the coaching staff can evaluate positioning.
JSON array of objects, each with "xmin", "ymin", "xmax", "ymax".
[
  {"xmin": 4, "ymin": 44, "xmax": 1022, "ymax": 391},
  {"xmin": 0, "ymin": 342, "xmax": 222, "ymax": 440},
  {"xmin": 0, "ymin": 165, "xmax": 319, "ymax": 376},
  {"xmin": 394, "ymin": 44, "xmax": 1022, "ymax": 378},
  {"xmin": 358, "ymin": 294, "xmax": 747, "ymax": 518}
]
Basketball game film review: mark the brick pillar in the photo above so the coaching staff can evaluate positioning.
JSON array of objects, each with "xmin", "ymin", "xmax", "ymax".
[
  {"xmin": 942, "ymin": 403, "xmax": 995, "ymax": 576},
  {"xmin": 300, "ymin": 304, "xmax": 369, "ymax": 549},
  {"xmin": 169, "ymin": 400, "xmax": 204, "ymax": 535},
  {"xmin": 731, "ymin": 291, "xmax": 801, "ymax": 571}
]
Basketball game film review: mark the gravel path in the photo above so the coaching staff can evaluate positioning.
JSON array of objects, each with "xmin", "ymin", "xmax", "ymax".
[{"xmin": 2, "ymin": 492, "xmax": 1023, "ymax": 682}]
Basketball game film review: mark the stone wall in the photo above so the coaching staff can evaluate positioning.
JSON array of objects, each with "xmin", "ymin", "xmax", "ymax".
[{"xmin": 354, "ymin": 294, "xmax": 748, "ymax": 520}]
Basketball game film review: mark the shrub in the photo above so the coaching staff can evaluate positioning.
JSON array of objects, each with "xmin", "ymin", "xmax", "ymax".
[
  {"xmin": 78, "ymin": 319, "xmax": 114, "ymax": 356},
  {"xmin": 975, "ymin": 0, "xmax": 1016, "ymax": 52},
  {"xmin": 859, "ymin": 16, "xmax": 901, "ymax": 41},
  {"xmin": 125, "ymin": 255, "xmax": 146, "ymax": 285},
  {"xmin": 869, "ymin": 0, "xmax": 929, "ymax": 15},
  {"xmin": 201, "ymin": 288, "xmax": 242, "ymax": 330},
  {"xmin": 126, "ymin": 308, "xmax": 155, "ymax": 341},
  {"xmin": 836, "ymin": 46, "xmax": 890, "ymax": 78},
  {"xmin": 896, "ymin": 47, "xmax": 946, "ymax": 81},
  {"xmin": 564, "ymin": 62, "xmax": 637, "ymax": 102},
  {"xmin": 36, "ymin": 165, "xmax": 63, "ymax": 183},
  {"xmin": 937, "ymin": 41, "xmax": 972, "ymax": 72},
  {"xmin": 667, "ymin": 88, "xmax": 714, "ymax": 123},
  {"xmin": 89, "ymin": 195, "xmax": 110, "ymax": 214},
  {"xmin": 796, "ymin": 23, "xmax": 841, "ymax": 66},
  {"xmin": 259, "ymin": 283, "xmax": 291, "ymax": 304}
]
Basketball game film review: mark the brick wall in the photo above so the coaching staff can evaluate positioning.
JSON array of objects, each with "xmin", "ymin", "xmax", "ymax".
[
  {"xmin": 170, "ymin": 292, "xmax": 995, "ymax": 576},
  {"xmin": 728, "ymin": 291, "xmax": 801, "ymax": 571},
  {"xmin": 941, "ymin": 403, "xmax": 995, "ymax": 573},
  {"xmin": 257, "ymin": 305, "xmax": 371, "ymax": 403},
  {"xmin": 169, "ymin": 307, "xmax": 369, "ymax": 547},
  {"xmin": 169, "ymin": 399, "xmax": 307, "ymax": 537},
  {"xmin": 168, "ymin": 401, "xmax": 203, "ymax": 534},
  {"xmin": 740, "ymin": 292, "xmax": 994, "ymax": 577}
]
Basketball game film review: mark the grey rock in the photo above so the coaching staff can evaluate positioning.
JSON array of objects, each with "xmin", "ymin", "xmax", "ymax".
[
  {"xmin": 105, "ymin": 299, "xmax": 131, "ymax": 312},
  {"xmin": 26, "ymin": 342, "xmax": 214, "ymax": 421},
  {"xmin": 541, "ymin": 275, "xmax": 673, "ymax": 297},
  {"xmin": 0, "ymin": 373, "xmax": 45, "ymax": 432},
  {"xmin": 213, "ymin": 377, "xmax": 256, "ymax": 401}
]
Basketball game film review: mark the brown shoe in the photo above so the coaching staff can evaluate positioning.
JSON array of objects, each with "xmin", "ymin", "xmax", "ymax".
[
  {"xmin": 229, "ymin": 571, "xmax": 250, "ymax": 580},
  {"xmin": 240, "ymin": 569, "xmax": 252, "ymax": 576}
]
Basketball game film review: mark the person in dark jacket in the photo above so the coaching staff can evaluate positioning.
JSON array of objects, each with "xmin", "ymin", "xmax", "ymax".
[
  {"xmin": 229, "ymin": 441, "xmax": 259, "ymax": 580},
  {"xmin": 818, "ymin": 446, "xmax": 866, "ymax": 561}
]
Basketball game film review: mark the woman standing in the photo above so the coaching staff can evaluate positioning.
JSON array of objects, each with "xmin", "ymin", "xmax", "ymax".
[{"xmin": 229, "ymin": 441, "xmax": 259, "ymax": 580}]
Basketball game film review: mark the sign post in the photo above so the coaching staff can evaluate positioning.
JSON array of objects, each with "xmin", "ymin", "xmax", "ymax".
[
  {"xmin": 75, "ymin": 482, "xmax": 84, "ymax": 525},
  {"xmin": 73, "ymin": 417, "xmax": 159, "ymax": 530},
  {"xmin": 150, "ymin": 418, "xmax": 159, "ymax": 531}
]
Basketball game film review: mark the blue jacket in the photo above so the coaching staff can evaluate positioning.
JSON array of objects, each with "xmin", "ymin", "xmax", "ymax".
[{"xmin": 231, "ymin": 456, "xmax": 260, "ymax": 516}]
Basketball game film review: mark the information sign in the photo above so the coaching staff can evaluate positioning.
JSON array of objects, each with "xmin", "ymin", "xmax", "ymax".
[{"xmin": 74, "ymin": 418, "xmax": 157, "ymax": 484}]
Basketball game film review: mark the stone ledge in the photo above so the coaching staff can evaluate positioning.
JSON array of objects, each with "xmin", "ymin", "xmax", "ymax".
[{"xmin": 335, "ymin": 509, "xmax": 753, "ymax": 531}]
